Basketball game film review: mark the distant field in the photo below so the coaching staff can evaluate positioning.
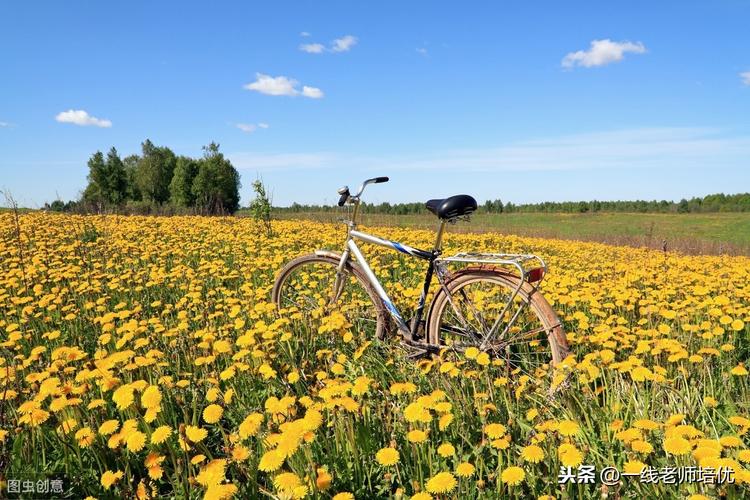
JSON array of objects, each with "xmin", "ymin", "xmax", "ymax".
[{"xmin": 275, "ymin": 211, "xmax": 750, "ymax": 255}]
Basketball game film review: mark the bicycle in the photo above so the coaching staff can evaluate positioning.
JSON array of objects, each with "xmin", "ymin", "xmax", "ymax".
[{"xmin": 272, "ymin": 177, "xmax": 569, "ymax": 373}]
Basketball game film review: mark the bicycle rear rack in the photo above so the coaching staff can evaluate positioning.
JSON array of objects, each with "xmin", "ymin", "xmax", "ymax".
[{"xmin": 435, "ymin": 252, "xmax": 547, "ymax": 283}]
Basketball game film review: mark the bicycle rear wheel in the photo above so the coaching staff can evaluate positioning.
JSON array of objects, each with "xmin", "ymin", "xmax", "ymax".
[
  {"xmin": 426, "ymin": 267, "xmax": 568, "ymax": 376},
  {"xmin": 271, "ymin": 253, "xmax": 387, "ymax": 340}
]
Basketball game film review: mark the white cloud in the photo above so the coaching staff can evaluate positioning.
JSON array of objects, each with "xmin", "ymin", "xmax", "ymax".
[
  {"xmin": 300, "ymin": 31, "xmax": 310, "ymax": 37},
  {"xmin": 301, "ymin": 86, "xmax": 324, "ymax": 99},
  {"xmin": 244, "ymin": 73, "xmax": 323, "ymax": 98},
  {"xmin": 0, "ymin": 121, "xmax": 13, "ymax": 128},
  {"xmin": 244, "ymin": 74, "xmax": 298, "ymax": 96},
  {"xmin": 236, "ymin": 123, "xmax": 257, "ymax": 133},
  {"xmin": 741, "ymin": 71, "xmax": 750, "ymax": 86},
  {"xmin": 331, "ymin": 35, "xmax": 357, "ymax": 52},
  {"xmin": 236, "ymin": 122, "xmax": 270, "ymax": 133},
  {"xmin": 562, "ymin": 39, "xmax": 646, "ymax": 68},
  {"xmin": 229, "ymin": 128, "xmax": 750, "ymax": 173},
  {"xmin": 55, "ymin": 109, "xmax": 112, "ymax": 127},
  {"xmin": 299, "ymin": 35, "xmax": 358, "ymax": 54},
  {"xmin": 299, "ymin": 43, "xmax": 325, "ymax": 54},
  {"xmin": 416, "ymin": 47, "xmax": 428, "ymax": 56}
]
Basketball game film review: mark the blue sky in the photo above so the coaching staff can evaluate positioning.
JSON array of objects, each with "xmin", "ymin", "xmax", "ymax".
[{"xmin": 1, "ymin": 1, "xmax": 749, "ymax": 207}]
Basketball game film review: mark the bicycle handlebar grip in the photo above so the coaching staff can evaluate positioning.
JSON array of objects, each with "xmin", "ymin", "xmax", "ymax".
[
  {"xmin": 374, "ymin": 176, "xmax": 389, "ymax": 183},
  {"xmin": 337, "ymin": 193, "xmax": 349, "ymax": 206}
]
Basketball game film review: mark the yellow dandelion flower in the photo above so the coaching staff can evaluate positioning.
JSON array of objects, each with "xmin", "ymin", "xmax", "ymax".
[
  {"xmin": 185, "ymin": 425, "xmax": 208, "ymax": 443},
  {"xmin": 719, "ymin": 436, "xmax": 742, "ymax": 448},
  {"xmin": 148, "ymin": 465, "xmax": 164, "ymax": 481},
  {"xmin": 101, "ymin": 470, "xmax": 123, "ymax": 490},
  {"xmin": 475, "ymin": 352, "xmax": 490, "ymax": 366},
  {"xmin": 205, "ymin": 483, "xmax": 238, "ymax": 500},
  {"xmin": 196, "ymin": 459, "xmax": 227, "ymax": 487},
  {"xmin": 408, "ymin": 429, "xmax": 428, "ymax": 443},
  {"xmin": 126, "ymin": 431, "xmax": 147, "ymax": 452},
  {"xmin": 151, "ymin": 425, "xmax": 172, "ymax": 445},
  {"xmin": 663, "ymin": 437, "xmax": 692, "ymax": 455},
  {"xmin": 99, "ymin": 419, "xmax": 120, "ymax": 436},
  {"xmin": 437, "ymin": 442, "xmax": 455, "ymax": 457},
  {"xmin": 144, "ymin": 452, "xmax": 165, "ymax": 468},
  {"xmin": 404, "ymin": 402, "xmax": 432, "ymax": 423},
  {"xmin": 258, "ymin": 449, "xmax": 285, "ymax": 472},
  {"xmin": 425, "ymin": 471, "xmax": 457, "ymax": 494},
  {"xmin": 501, "ymin": 466, "xmax": 525, "ymax": 486},
  {"xmin": 557, "ymin": 420, "xmax": 580, "ymax": 437},
  {"xmin": 558, "ymin": 443, "xmax": 584, "ymax": 467},
  {"xmin": 376, "ymin": 447, "xmax": 400, "ymax": 466},
  {"xmin": 455, "ymin": 462, "xmax": 475, "ymax": 477},
  {"xmin": 239, "ymin": 412, "xmax": 264, "ymax": 439},
  {"xmin": 141, "ymin": 385, "xmax": 162, "ymax": 409},
  {"xmin": 631, "ymin": 440, "xmax": 654, "ymax": 454},
  {"xmin": 232, "ymin": 445, "xmax": 250, "ymax": 461},
  {"xmin": 203, "ymin": 404, "xmax": 224, "ymax": 424},
  {"xmin": 75, "ymin": 427, "xmax": 94, "ymax": 447},
  {"xmin": 623, "ymin": 460, "xmax": 646, "ymax": 474},
  {"xmin": 274, "ymin": 472, "xmax": 302, "ymax": 492},
  {"xmin": 438, "ymin": 413, "xmax": 454, "ymax": 431},
  {"xmin": 520, "ymin": 445, "xmax": 544, "ymax": 463},
  {"xmin": 112, "ymin": 385, "xmax": 134, "ymax": 411},
  {"xmin": 485, "ymin": 423, "xmax": 507, "ymax": 439}
]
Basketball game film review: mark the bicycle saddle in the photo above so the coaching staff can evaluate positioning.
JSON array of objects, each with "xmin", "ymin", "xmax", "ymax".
[{"xmin": 425, "ymin": 194, "xmax": 477, "ymax": 220}]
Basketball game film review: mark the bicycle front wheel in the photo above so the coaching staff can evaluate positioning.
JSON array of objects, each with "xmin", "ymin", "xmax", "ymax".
[
  {"xmin": 271, "ymin": 253, "xmax": 388, "ymax": 341},
  {"xmin": 426, "ymin": 267, "xmax": 568, "ymax": 376}
]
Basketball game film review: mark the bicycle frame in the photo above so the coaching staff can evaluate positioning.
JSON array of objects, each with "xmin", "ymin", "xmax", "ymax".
[
  {"xmin": 334, "ymin": 224, "xmax": 445, "ymax": 341},
  {"xmin": 330, "ymin": 177, "xmax": 549, "ymax": 350}
]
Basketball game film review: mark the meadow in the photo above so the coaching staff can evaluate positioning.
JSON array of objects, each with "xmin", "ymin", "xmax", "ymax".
[
  {"xmin": 276, "ymin": 212, "xmax": 750, "ymax": 256},
  {"xmin": 1, "ymin": 212, "xmax": 749, "ymax": 499}
]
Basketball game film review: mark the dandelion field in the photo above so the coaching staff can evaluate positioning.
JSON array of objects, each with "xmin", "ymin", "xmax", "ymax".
[{"xmin": 1, "ymin": 213, "xmax": 749, "ymax": 499}]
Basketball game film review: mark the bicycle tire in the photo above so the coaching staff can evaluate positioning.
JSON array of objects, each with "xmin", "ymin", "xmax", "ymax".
[{"xmin": 271, "ymin": 252, "xmax": 389, "ymax": 340}]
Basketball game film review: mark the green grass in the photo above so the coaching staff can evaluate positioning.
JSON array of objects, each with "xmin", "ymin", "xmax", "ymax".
[{"xmin": 275, "ymin": 211, "xmax": 750, "ymax": 255}]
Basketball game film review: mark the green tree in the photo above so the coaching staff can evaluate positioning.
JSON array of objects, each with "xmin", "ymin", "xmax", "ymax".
[
  {"xmin": 191, "ymin": 143, "xmax": 241, "ymax": 214},
  {"xmin": 677, "ymin": 198, "xmax": 690, "ymax": 213},
  {"xmin": 123, "ymin": 154, "xmax": 141, "ymax": 201},
  {"xmin": 169, "ymin": 156, "xmax": 199, "ymax": 207},
  {"xmin": 82, "ymin": 151, "xmax": 106, "ymax": 209},
  {"xmin": 104, "ymin": 147, "xmax": 127, "ymax": 205},
  {"xmin": 82, "ymin": 148, "xmax": 127, "ymax": 208},
  {"xmin": 135, "ymin": 139, "xmax": 177, "ymax": 204}
]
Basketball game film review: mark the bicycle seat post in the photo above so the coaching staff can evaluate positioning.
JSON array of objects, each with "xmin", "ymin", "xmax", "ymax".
[{"xmin": 433, "ymin": 220, "xmax": 446, "ymax": 253}]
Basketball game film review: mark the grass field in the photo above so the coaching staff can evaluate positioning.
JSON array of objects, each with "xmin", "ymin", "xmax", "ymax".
[
  {"xmin": 276, "ymin": 212, "xmax": 750, "ymax": 256},
  {"xmin": 1, "ymin": 212, "xmax": 750, "ymax": 499}
]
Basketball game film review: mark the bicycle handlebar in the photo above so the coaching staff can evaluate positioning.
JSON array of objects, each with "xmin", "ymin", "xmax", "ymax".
[{"xmin": 338, "ymin": 176, "xmax": 389, "ymax": 206}]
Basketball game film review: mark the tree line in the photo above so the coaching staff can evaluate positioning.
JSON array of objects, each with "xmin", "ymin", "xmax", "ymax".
[
  {"xmin": 276, "ymin": 193, "xmax": 750, "ymax": 215},
  {"xmin": 45, "ymin": 140, "xmax": 241, "ymax": 215}
]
